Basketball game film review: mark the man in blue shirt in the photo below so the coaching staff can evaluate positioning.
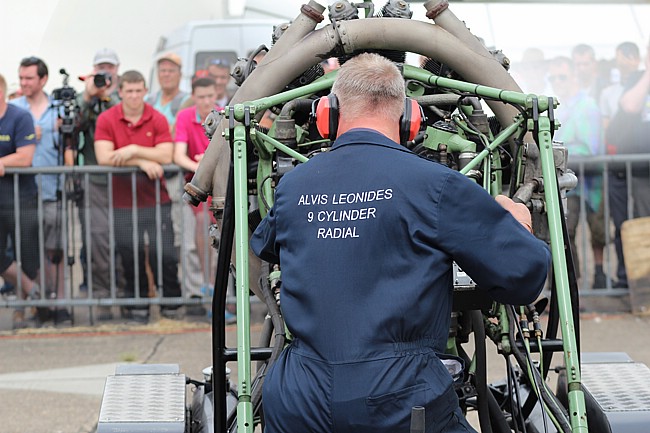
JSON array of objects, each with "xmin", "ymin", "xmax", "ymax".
[
  {"xmin": 12, "ymin": 56, "xmax": 70, "ymax": 323},
  {"xmin": 0, "ymin": 72, "xmax": 41, "ymax": 329},
  {"xmin": 251, "ymin": 53, "xmax": 551, "ymax": 433}
]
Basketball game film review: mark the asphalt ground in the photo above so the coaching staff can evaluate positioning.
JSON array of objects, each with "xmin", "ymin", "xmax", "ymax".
[{"xmin": 0, "ymin": 304, "xmax": 649, "ymax": 433}]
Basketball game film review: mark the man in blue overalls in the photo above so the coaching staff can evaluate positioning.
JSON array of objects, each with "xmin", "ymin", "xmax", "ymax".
[{"xmin": 251, "ymin": 53, "xmax": 551, "ymax": 433}]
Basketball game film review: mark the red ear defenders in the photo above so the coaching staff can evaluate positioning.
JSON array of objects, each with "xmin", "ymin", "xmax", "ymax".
[
  {"xmin": 313, "ymin": 93, "xmax": 340, "ymax": 139},
  {"xmin": 400, "ymin": 97, "xmax": 424, "ymax": 144},
  {"xmin": 313, "ymin": 94, "xmax": 423, "ymax": 143}
]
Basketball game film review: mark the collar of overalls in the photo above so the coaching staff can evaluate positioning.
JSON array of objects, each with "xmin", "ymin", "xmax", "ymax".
[{"xmin": 331, "ymin": 128, "xmax": 406, "ymax": 152}]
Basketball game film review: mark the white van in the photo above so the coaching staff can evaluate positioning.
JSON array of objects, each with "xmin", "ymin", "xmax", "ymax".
[{"xmin": 149, "ymin": 18, "xmax": 284, "ymax": 94}]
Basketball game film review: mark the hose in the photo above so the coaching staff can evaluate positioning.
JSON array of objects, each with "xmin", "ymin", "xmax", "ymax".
[
  {"xmin": 471, "ymin": 310, "xmax": 493, "ymax": 433},
  {"xmin": 507, "ymin": 307, "xmax": 571, "ymax": 433}
]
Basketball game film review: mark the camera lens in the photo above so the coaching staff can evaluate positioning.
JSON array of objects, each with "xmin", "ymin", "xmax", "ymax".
[
  {"xmin": 61, "ymin": 88, "xmax": 75, "ymax": 99},
  {"xmin": 94, "ymin": 73, "xmax": 107, "ymax": 88}
]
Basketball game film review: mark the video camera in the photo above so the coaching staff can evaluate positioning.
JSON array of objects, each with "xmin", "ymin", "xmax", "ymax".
[{"xmin": 51, "ymin": 68, "xmax": 78, "ymax": 138}]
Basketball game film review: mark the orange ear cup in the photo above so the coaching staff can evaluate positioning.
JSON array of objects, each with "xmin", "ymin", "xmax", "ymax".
[
  {"xmin": 314, "ymin": 94, "xmax": 339, "ymax": 139},
  {"xmin": 400, "ymin": 98, "xmax": 423, "ymax": 144}
]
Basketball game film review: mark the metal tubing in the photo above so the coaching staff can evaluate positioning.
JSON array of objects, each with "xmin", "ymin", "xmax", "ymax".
[
  {"xmin": 13, "ymin": 175, "xmax": 24, "ymax": 296},
  {"xmin": 131, "ymin": 173, "xmax": 140, "ymax": 299},
  {"xmin": 537, "ymin": 117, "xmax": 588, "ymax": 432},
  {"xmin": 189, "ymin": 16, "xmax": 531, "ymax": 204},
  {"xmin": 108, "ymin": 173, "xmax": 116, "ymax": 298},
  {"xmin": 155, "ymin": 178, "xmax": 163, "ymax": 294},
  {"xmin": 424, "ymin": 0, "xmax": 497, "ymax": 58},
  {"xmin": 233, "ymin": 125, "xmax": 254, "ymax": 433},
  {"xmin": 36, "ymin": 175, "xmax": 46, "ymax": 295},
  {"xmin": 84, "ymin": 173, "xmax": 93, "ymax": 299}
]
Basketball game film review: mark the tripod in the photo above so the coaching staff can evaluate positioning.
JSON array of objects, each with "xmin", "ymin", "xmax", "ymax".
[{"xmin": 49, "ymin": 97, "xmax": 82, "ymax": 324}]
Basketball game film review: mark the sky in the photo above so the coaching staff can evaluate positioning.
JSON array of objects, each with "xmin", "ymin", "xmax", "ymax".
[{"xmin": 1, "ymin": 1, "xmax": 648, "ymax": 94}]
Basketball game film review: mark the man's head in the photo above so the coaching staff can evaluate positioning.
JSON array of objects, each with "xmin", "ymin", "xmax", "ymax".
[
  {"xmin": 547, "ymin": 56, "xmax": 578, "ymax": 99},
  {"xmin": 615, "ymin": 42, "xmax": 640, "ymax": 78},
  {"xmin": 331, "ymin": 53, "xmax": 405, "ymax": 123},
  {"xmin": 157, "ymin": 52, "xmax": 182, "ymax": 93},
  {"xmin": 571, "ymin": 44, "xmax": 598, "ymax": 87},
  {"xmin": 119, "ymin": 70, "xmax": 147, "ymax": 112},
  {"xmin": 207, "ymin": 58, "xmax": 231, "ymax": 99},
  {"xmin": 19, "ymin": 56, "xmax": 48, "ymax": 98},
  {"xmin": 0, "ymin": 73, "xmax": 6, "ymax": 103},
  {"xmin": 92, "ymin": 48, "xmax": 120, "ymax": 88},
  {"xmin": 191, "ymin": 77, "xmax": 218, "ymax": 117}
]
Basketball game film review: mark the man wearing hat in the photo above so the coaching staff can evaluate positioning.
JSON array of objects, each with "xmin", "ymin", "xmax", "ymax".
[
  {"xmin": 75, "ymin": 48, "xmax": 122, "ymax": 319},
  {"xmin": 146, "ymin": 52, "xmax": 189, "ymax": 130},
  {"xmin": 146, "ymin": 52, "xmax": 193, "ymax": 287}
]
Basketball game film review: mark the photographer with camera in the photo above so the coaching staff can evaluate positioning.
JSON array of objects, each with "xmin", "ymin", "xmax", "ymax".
[
  {"xmin": 11, "ymin": 56, "xmax": 71, "ymax": 324},
  {"xmin": 75, "ymin": 48, "xmax": 121, "ymax": 320}
]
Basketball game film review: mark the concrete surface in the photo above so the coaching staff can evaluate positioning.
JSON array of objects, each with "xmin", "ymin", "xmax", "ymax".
[{"xmin": 0, "ymin": 305, "xmax": 649, "ymax": 433}]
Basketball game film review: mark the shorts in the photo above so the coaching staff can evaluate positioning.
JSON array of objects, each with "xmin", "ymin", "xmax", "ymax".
[{"xmin": 42, "ymin": 201, "xmax": 63, "ymax": 251}]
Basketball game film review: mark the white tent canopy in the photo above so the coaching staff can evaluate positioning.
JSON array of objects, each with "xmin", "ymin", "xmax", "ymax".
[{"xmin": 1, "ymin": 0, "xmax": 648, "ymax": 93}]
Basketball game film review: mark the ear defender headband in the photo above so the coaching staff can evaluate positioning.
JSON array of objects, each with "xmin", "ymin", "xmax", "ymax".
[{"xmin": 313, "ymin": 94, "xmax": 423, "ymax": 144}]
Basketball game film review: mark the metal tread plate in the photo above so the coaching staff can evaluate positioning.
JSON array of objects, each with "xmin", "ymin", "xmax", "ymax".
[
  {"xmin": 99, "ymin": 374, "xmax": 186, "ymax": 423},
  {"xmin": 582, "ymin": 362, "xmax": 650, "ymax": 412}
]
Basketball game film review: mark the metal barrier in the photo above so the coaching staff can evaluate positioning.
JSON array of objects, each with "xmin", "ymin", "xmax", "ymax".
[
  {"xmin": 1, "ymin": 165, "xmax": 217, "ymax": 317},
  {"xmin": 567, "ymin": 153, "xmax": 650, "ymax": 296},
  {"xmin": 1, "ymin": 154, "xmax": 649, "ymax": 316}
]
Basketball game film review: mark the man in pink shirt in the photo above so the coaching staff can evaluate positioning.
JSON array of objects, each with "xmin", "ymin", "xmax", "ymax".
[
  {"xmin": 95, "ymin": 70, "xmax": 181, "ymax": 322},
  {"xmin": 174, "ymin": 77, "xmax": 230, "ymax": 319}
]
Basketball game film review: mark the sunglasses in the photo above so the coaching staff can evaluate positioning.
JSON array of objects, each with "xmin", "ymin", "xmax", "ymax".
[
  {"xmin": 548, "ymin": 74, "xmax": 569, "ymax": 83},
  {"xmin": 210, "ymin": 58, "xmax": 230, "ymax": 67}
]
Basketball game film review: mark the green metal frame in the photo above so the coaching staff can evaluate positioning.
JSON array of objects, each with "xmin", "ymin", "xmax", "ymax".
[{"xmin": 225, "ymin": 65, "xmax": 587, "ymax": 433}]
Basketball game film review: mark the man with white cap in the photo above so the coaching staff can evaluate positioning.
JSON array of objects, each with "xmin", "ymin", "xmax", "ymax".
[{"xmin": 75, "ymin": 48, "xmax": 122, "ymax": 319}]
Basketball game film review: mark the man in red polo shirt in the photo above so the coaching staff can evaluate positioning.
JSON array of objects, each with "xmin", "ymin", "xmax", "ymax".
[{"xmin": 95, "ymin": 70, "xmax": 181, "ymax": 321}]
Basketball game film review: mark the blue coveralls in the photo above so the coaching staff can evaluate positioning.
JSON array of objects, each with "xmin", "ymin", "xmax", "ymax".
[{"xmin": 250, "ymin": 129, "xmax": 551, "ymax": 433}]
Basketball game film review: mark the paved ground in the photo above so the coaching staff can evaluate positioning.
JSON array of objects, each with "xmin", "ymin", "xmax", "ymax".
[{"xmin": 0, "ymin": 303, "xmax": 649, "ymax": 433}]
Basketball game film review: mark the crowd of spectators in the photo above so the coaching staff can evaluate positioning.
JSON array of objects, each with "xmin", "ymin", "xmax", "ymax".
[
  {"xmin": 1, "ymin": 38, "xmax": 649, "ymax": 329},
  {"xmin": 511, "ymin": 40, "xmax": 650, "ymax": 290},
  {"xmin": 0, "ymin": 48, "xmax": 237, "ymax": 329}
]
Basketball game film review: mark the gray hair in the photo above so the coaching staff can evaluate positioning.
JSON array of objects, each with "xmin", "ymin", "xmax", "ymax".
[{"xmin": 331, "ymin": 53, "xmax": 405, "ymax": 121}]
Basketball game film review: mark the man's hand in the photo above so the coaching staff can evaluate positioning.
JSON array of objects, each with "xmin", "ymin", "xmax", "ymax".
[
  {"xmin": 110, "ymin": 144, "xmax": 138, "ymax": 166},
  {"xmin": 496, "ymin": 194, "xmax": 533, "ymax": 233},
  {"xmin": 0, "ymin": 160, "xmax": 5, "ymax": 177},
  {"xmin": 138, "ymin": 160, "xmax": 163, "ymax": 180},
  {"xmin": 83, "ymin": 73, "xmax": 104, "ymax": 100}
]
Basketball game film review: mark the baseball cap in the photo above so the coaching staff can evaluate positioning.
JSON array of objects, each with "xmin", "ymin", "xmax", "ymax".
[
  {"xmin": 158, "ymin": 52, "xmax": 182, "ymax": 68},
  {"xmin": 93, "ymin": 48, "xmax": 120, "ymax": 66}
]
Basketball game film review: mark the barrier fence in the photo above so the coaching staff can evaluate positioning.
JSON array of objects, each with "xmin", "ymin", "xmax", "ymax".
[
  {"xmin": 1, "ymin": 165, "xmax": 218, "ymax": 319},
  {"xmin": 1, "ymin": 155, "xmax": 649, "ymax": 319}
]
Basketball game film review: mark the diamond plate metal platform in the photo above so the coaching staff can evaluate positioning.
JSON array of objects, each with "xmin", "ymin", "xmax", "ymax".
[
  {"xmin": 97, "ymin": 368, "xmax": 186, "ymax": 433},
  {"xmin": 579, "ymin": 353, "xmax": 650, "ymax": 433},
  {"xmin": 582, "ymin": 362, "xmax": 650, "ymax": 412}
]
